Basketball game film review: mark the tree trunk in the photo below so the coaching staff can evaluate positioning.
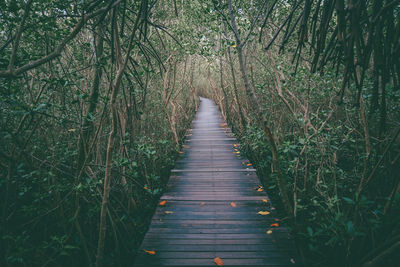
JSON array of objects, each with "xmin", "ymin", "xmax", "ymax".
[
  {"xmin": 227, "ymin": 0, "xmax": 293, "ymax": 217},
  {"xmin": 77, "ymin": 20, "xmax": 105, "ymax": 179},
  {"xmin": 96, "ymin": 2, "xmax": 144, "ymax": 264}
]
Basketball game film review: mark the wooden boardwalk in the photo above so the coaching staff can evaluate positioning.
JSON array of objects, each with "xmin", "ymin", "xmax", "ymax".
[{"xmin": 134, "ymin": 98, "xmax": 300, "ymax": 266}]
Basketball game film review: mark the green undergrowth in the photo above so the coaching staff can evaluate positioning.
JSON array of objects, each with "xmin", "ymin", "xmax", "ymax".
[{"xmin": 211, "ymin": 63, "xmax": 400, "ymax": 266}]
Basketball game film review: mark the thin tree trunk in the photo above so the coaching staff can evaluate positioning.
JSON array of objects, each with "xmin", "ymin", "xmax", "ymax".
[
  {"xmin": 223, "ymin": 23, "xmax": 246, "ymax": 131},
  {"xmin": 77, "ymin": 20, "xmax": 105, "ymax": 178},
  {"xmin": 227, "ymin": 0, "xmax": 293, "ymax": 217},
  {"xmin": 96, "ymin": 2, "xmax": 144, "ymax": 265}
]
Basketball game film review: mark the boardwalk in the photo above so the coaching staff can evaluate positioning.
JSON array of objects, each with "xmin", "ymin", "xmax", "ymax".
[{"xmin": 134, "ymin": 98, "xmax": 299, "ymax": 266}]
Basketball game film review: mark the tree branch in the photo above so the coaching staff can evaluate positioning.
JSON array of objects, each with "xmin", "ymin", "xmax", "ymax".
[{"xmin": 0, "ymin": 0, "xmax": 122, "ymax": 79}]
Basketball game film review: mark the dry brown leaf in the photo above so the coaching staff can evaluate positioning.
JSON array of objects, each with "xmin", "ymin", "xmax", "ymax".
[
  {"xmin": 266, "ymin": 230, "xmax": 273, "ymax": 235},
  {"xmin": 144, "ymin": 249, "xmax": 155, "ymax": 255},
  {"xmin": 200, "ymin": 202, "xmax": 206, "ymax": 206},
  {"xmin": 262, "ymin": 198, "xmax": 269, "ymax": 203},
  {"xmin": 230, "ymin": 202, "xmax": 237, "ymax": 207},
  {"xmin": 159, "ymin": 200, "xmax": 166, "ymax": 206},
  {"xmin": 214, "ymin": 257, "xmax": 224, "ymax": 266},
  {"xmin": 257, "ymin": 211, "xmax": 270, "ymax": 215},
  {"xmin": 164, "ymin": 211, "xmax": 174, "ymax": 214},
  {"xmin": 270, "ymin": 223, "xmax": 279, "ymax": 227},
  {"xmin": 257, "ymin": 187, "xmax": 263, "ymax": 192}
]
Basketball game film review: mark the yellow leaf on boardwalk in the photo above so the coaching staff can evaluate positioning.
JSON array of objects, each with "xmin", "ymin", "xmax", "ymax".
[
  {"xmin": 144, "ymin": 249, "xmax": 155, "ymax": 255},
  {"xmin": 200, "ymin": 202, "xmax": 206, "ymax": 206},
  {"xmin": 258, "ymin": 211, "xmax": 270, "ymax": 215},
  {"xmin": 257, "ymin": 187, "xmax": 263, "ymax": 192},
  {"xmin": 262, "ymin": 198, "xmax": 269, "ymax": 203},
  {"xmin": 230, "ymin": 202, "xmax": 237, "ymax": 207},
  {"xmin": 164, "ymin": 211, "xmax": 174, "ymax": 214},
  {"xmin": 266, "ymin": 229, "xmax": 273, "ymax": 234},
  {"xmin": 214, "ymin": 257, "xmax": 224, "ymax": 266}
]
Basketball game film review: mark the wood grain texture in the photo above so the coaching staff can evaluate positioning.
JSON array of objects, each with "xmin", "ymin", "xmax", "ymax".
[{"xmin": 133, "ymin": 97, "xmax": 300, "ymax": 267}]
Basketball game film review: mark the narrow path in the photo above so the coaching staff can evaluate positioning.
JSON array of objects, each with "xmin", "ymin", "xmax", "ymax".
[{"xmin": 134, "ymin": 97, "xmax": 299, "ymax": 266}]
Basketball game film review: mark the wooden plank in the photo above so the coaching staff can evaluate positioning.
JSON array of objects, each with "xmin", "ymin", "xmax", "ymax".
[
  {"xmin": 171, "ymin": 169, "xmax": 256, "ymax": 172},
  {"xmin": 134, "ymin": 258, "xmax": 297, "ymax": 267},
  {"xmin": 141, "ymin": 239, "xmax": 289, "ymax": 246}
]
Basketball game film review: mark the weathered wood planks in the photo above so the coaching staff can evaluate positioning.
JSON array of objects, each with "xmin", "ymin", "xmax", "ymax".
[{"xmin": 133, "ymin": 97, "xmax": 300, "ymax": 267}]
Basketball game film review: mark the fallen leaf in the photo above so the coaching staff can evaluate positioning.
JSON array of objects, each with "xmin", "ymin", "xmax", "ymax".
[
  {"xmin": 258, "ymin": 211, "xmax": 270, "ymax": 215},
  {"xmin": 270, "ymin": 223, "xmax": 279, "ymax": 227},
  {"xmin": 262, "ymin": 198, "xmax": 269, "ymax": 203},
  {"xmin": 230, "ymin": 202, "xmax": 237, "ymax": 207},
  {"xmin": 200, "ymin": 202, "xmax": 205, "ymax": 206},
  {"xmin": 159, "ymin": 200, "xmax": 166, "ymax": 206},
  {"xmin": 144, "ymin": 249, "xmax": 155, "ymax": 255},
  {"xmin": 232, "ymin": 43, "xmax": 237, "ymax": 48},
  {"xmin": 143, "ymin": 186, "xmax": 148, "ymax": 190},
  {"xmin": 214, "ymin": 257, "xmax": 224, "ymax": 266},
  {"xmin": 257, "ymin": 187, "xmax": 263, "ymax": 192},
  {"xmin": 164, "ymin": 211, "xmax": 174, "ymax": 214},
  {"xmin": 247, "ymin": 163, "xmax": 252, "ymax": 166},
  {"xmin": 68, "ymin": 128, "xmax": 76, "ymax": 132},
  {"xmin": 266, "ymin": 230, "xmax": 273, "ymax": 235},
  {"xmin": 178, "ymin": 151, "xmax": 184, "ymax": 154},
  {"xmin": 233, "ymin": 144, "xmax": 239, "ymax": 147},
  {"xmin": 290, "ymin": 258, "xmax": 296, "ymax": 264}
]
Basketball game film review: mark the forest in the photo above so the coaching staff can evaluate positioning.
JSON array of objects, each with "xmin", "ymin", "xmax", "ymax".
[{"xmin": 1, "ymin": 0, "xmax": 399, "ymax": 266}]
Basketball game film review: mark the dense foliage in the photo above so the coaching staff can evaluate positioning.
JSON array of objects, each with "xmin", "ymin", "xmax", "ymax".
[
  {"xmin": 1, "ymin": 0, "xmax": 399, "ymax": 266},
  {"xmin": 198, "ymin": 1, "xmax": 400, "ymax": 266},
  {"xmin": 1, "ymin": 1, "xmax": 198, "ymax": 266}
]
